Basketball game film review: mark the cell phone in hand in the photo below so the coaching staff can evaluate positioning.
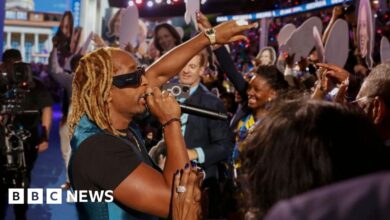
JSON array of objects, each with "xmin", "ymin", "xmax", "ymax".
[{"xmin": 162, "ymin": 83, "xmax": 190, "ymax": 100}]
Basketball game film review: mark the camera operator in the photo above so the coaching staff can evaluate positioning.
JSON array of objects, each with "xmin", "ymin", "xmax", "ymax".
[{"xmin": 0, "ymin": 49, "xmax": 53, "ymax": 220}]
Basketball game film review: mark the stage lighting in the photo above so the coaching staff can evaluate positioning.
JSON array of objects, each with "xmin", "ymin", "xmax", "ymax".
[
  {"xmin": 167, "ymin": 0, "xmax": 172, "ymax": 4},
  {"xmin": 128, "ymin": 0, "xmax": 135, "ymax": 6},
  {"xmin": 135, "ymin": 0, "xmax": 142, "ymax": 4},
  {"xmin": 201, "ymin": 0, "xmax": 207, "ymax": 5},
  {"xmin": 155, "ymin": 0, "xmax": 162, "ymax": 3},
  {"xmin": 147, "ymin": 0, "xmax": 154, "ymax": 7}
]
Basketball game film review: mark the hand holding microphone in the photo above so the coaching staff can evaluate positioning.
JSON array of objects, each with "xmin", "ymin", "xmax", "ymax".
[{"xmin": 144, "ymin": 87, "xmax": 181, "ymax": 125}]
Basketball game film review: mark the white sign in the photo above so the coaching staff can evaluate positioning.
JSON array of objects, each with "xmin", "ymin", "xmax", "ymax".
[
  {"xmin": 277, "ymin": 23, "xmax": 296, "ymax": 46},
  {"xmin": 119, "ymin": 6, "xmax": 139, "ymax": 49},
  {"xmin": 185, "ymin": 0, "xmax": 200, "ymax": 30},
  {"xmin": 280, "ymin": 17, "xmax": 323, "ymax": 63},
  {"xmin": 380, "ymin": 37, "xmax": 390, "ymax": 63},
  {"xmin": 324, "ymin": 19, "xmax": 349, "ymax": 67}
]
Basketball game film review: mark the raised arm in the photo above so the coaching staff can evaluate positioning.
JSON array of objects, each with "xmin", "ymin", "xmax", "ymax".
[
  {"xmin": 197, "ymin": 12, "xmax": 248, "ymax": 101},
  {"xmin": 214, "ymin": 47, "xmax": 248, "ymax": 101},
  {"xmin": 322, "ymin": 6, "xmax": 344, "ymax": 44},
  {"xmin": 48, "ymin": 47, "xmax": 74, "ymax": 95},
  {"xmin": 145, "ymin": 20, "xmax": 254, "ymax": 87}
]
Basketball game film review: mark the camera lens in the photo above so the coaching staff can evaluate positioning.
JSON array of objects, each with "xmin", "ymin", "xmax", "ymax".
[
  {"xmin": 9, "ymin": 135, "xmax": 20, "ymax": 149},
  {"xmin": 171, "ymin": 86, "xmax": 181, "ymax": 96}
]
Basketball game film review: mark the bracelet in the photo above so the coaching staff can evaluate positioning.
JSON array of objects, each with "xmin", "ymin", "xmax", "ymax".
[{"xmin": 162, "ymin": 118, "xmax": 181, "ymax": 129}]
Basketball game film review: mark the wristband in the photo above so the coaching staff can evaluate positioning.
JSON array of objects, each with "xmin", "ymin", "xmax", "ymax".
[{"xmin": 162, "ymin": 118, "xmax": 181, "ymax": 129}]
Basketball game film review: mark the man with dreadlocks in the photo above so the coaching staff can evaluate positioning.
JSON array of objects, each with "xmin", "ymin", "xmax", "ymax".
[{"xmin": 68, "ymin": 20, "xmax": 254, "ymax": 219}]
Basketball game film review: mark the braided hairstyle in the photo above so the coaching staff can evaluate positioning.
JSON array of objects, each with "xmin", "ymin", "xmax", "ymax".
[{"xmin": 68, "ymin": 47, "xmax": 124, "ymax": 136}]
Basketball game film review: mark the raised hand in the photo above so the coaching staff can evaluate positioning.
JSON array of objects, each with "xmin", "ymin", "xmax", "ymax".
[
  {"xmin": 316, "ymin": 63, "xmax": 350, "ymax": 83},
  {"xmin": 91, "ymin": 33, "xmax": 107, "ymax": 48},
  {"xmin": 312, "ymin": 67, "xmax": 330, "ymax": 100},
  {"xmin": 196, "ymin": 12, "xmax": 222, "ymax": 50},
  {"xmin": 331, "ymin": 6, "xmax": 344, "ymax": 20},
  {"xmin": 172, "ymin": 165, "xmax": 204, "ymax": 220},
  {"xmin": 214, "ymin": 20, "xmax": 252, "ymax": 44},
  {"xmin": 196, "ymin": 12, "xmax": 212, "ymax": 31}
]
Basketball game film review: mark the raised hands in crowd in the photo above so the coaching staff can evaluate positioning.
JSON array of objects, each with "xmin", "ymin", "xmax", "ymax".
[{"xmin": 7, "ymin": 4, "xmax": 390, "ymax": 220}]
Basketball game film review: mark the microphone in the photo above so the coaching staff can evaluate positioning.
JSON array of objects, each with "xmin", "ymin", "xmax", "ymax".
[{"xmin": 179, "ymin": 103, "xmax": 228, "ymax": 120}]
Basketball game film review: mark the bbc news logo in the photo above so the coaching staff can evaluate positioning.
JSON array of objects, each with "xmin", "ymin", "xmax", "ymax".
[{"xmin": 8, "ymin": 188, "xmax": 114, "ymax": 204}]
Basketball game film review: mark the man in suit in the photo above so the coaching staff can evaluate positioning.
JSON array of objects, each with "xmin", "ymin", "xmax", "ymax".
[{"xmin": 178, "ymin": 50, "xmax": 234, "ymax": 218}]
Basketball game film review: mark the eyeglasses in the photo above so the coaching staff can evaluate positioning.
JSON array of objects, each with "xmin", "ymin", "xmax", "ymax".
[
  {"xmin": 350, "ymin": 96, "xmax": 373, "ymax": 108},
  {"xmin": 350, "ymin": 96, "xmax": 373, "ymax": 104},
  {"xmin": 351, "ymin": 96, "xmax": 390, "ymax": 108},
  {"xmin": 112, "ymin": 66, "xmax": 145, "ymax": 88}
]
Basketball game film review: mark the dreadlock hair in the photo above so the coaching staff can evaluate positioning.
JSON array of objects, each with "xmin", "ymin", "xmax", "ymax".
[{"xmin": 68, "ymin": 47, "xmax": 124, "ymax": 137}]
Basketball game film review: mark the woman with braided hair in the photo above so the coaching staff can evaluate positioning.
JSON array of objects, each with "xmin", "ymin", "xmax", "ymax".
[{"xmin": 68, "ymin": 20, "xmax": 255, "ymax": 219}]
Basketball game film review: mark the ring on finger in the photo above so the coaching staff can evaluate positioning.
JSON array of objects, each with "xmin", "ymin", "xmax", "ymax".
[
  {"xmin": 162, "ymin": 91, "xmax": 170, "ymax": 96},
  {"xmin": 176, "ymin": 185, "xmax": 186, "ymax": 193},
  {"xmin": 144, "ymin": 93, "xmax": 153, "ymax": 98}
]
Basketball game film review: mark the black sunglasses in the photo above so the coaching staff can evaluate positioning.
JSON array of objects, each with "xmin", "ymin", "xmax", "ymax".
[{"xmin": 112, "ymin": 66, "xmax": 145, "ymax": 88}]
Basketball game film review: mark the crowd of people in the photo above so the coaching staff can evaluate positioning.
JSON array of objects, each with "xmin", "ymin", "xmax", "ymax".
[{"xmin": 1, "ymin": 2, "xmax": 390, "ymax": 220}]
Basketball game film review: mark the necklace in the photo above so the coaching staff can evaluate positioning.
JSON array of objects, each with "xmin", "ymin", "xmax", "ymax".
[
  {"xmin": 128, "ymin": 130, "xmax": 142, "ymax": 152},
  {"xmin": 132, "ymin": 135, "xmax": 142, "ymax": 152}
]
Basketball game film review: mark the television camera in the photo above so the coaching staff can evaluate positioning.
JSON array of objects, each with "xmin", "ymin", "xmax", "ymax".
[{"xmin": 0, "ymin": 62, "xmax": 37, "ymax": 188}]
